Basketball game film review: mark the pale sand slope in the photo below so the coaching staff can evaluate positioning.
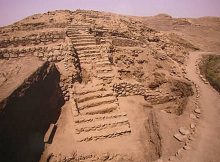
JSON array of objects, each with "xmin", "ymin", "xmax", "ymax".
[{"xmin": 177, "ymin": 51, "xmax": 220, "ymax": 162}]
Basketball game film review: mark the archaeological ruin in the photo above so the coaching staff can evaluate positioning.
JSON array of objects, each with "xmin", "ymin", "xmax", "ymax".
[{"xmin": 0, "ymin": 9, "xmax": 220, "ymax": 162}]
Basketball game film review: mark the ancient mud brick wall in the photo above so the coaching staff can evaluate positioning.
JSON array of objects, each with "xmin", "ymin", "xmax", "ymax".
[
  {"xmin": 113, "ymin": 82, "xmax": 178, "ymax": 105},
  {"xmin": 113, "ymin": 82, "xmax": 148, "ymax": 96},
  {"xmin": 0, "ymin": 31, "xmax": 67, "ymax": 60},
  {"xmin": 0, "ymin": 31, "xmax": 65, "ymax": 48}
]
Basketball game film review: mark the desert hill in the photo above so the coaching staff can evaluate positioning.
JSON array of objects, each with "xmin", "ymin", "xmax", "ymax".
[
  {"xmin": 0, "ymin": 10, "xmax": 219, "ymax": 162},
  {"xmin": 143, "ymin": 14, "xmax": 220, "ymax": 52}
]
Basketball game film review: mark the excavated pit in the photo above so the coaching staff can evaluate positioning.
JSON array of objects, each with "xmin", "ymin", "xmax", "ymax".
[{"xmin": 0, "ymin": 59, "xmax": 64, "ymax": 162}]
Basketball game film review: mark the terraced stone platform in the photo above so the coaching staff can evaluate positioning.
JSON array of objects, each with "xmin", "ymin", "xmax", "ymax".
[{"xmin": 67, "ymin": 23, "xmax": 131, "ymax": 142}]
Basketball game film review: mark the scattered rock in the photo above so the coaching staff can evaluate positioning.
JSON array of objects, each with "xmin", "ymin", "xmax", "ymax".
[
  {"xmin": 57, "ymin": 56, "xmax": 63, "ymax": 61},
  {"xmin": 168, "ymin": 156, "xmax": 175, "ymax": 161},
  {"xmin": 183, "ymin": 145, "xmax": 191, "ymax": 150},
  {"xmin": 190, "ymin": 123, "xmax": 195, "ymax": 129},
  {"xmin": 19, "ymin": 54, "xmax": 25, "ymax": 57},
  {"xmin": 194, "ymin": 108, "xmax": 201, "ymax": 114},
  {"xmin": 188, "ymin": 135, "xmax": 195, "ymax": 141},
  {"xmin": 175, "ymin": 148, "xmax": 183, "ymax": 157},
  {"xmin": 52, "ymin": 56, "xmax": 57, "ymax": 61},
  {"xmin": 38, "ymin": 52, "xmax": 44, "ymax": 57},
  {"xmin": 179, "ymin": 127, "xmax": 190, "ymax": 135},
  {"xmin": 53, "ymin": 50, "xmax": 60, "ymax": 56},
  {"xmin": 174, "ymin": 133, "xmax": 187, "ymax": 142},
  {"xmin": 48, "ymin": 57, "xmax": 53, "ymax": 62},
  {"xmin": 3, "ymin": 53, "xmax": 10, "ymax": 58},
  {"xmin": 10, "ymin": 53, "xmax": 18, "ymax": 58},
  {"xmin": 100, "ymin": 153, "xmax": 110, "ymax": 161},
  {"xmin": 42, "ymin": 57, "xmax": 47, "ymax": 61},
  {"xmin": 64, "ymin": 96, "xmax": 69, "ymax": 101}
]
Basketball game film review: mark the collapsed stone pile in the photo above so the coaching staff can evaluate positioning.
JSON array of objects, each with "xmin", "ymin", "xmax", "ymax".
[{"xmin": 113, "ymin": 82, "xmax": 147, "ymax": 96}]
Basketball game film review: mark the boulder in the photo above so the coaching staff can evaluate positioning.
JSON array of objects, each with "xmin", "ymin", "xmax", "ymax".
[
  {"xmin": 10, "ymin": 53, "xmax": 18, "ymax": 58},
  {"xmin": 179, "ymin": 127, "xmax": 190, "ymax": 135},
  {"xmin": 174, "ymin": 133, "xmax": 187, "ymax": 142},
  {"xmin": 53, "ymin": 50, "xmax": 60, "ymax": 56},
  {"xmin": 3, "ymin": 53, "xmax": 10, "ymax": 58},
  {"xmin": 57, "ymin": 56, "xmax": 63, "ymax": 61},
  {"xmin": 194, "ymin": 108, "xmax": 201, "ymax": 114},
  {"xmin": 190, "ymin": 123, "xmax": 195, "ymax": 129},
  {"xmin": 38, "ymin": 52, "xmax": 44, "ymax": 57}
]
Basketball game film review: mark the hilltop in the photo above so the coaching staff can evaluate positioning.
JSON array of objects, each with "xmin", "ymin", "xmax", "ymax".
[{"xmin": 0, "ymin": 10, "xmax": 220, "ymax": 162}]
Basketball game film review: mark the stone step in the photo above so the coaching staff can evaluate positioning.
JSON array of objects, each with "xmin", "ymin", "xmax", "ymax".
[
  {"xmin": 67, "ymin": 34, "xmax": 80, "ymax": 37},
  {"xmin": 68, "ymin": 33, "xmax": 91, "ymax": 37},
  {"xmin": 95, "ymin": 57, "xmax": 109, "ymax": 62},
  {"xmin": 73, "ymin": 42, "xmax": 96, "ymax": 47},
  {"xmin": 68, "ymin": 25, "xmax": 91, "ymax": 28},
  {"xmin": 69, "ymin": 33, "xmax": 90, "ymax": 37},
  {"xmin": 72, "ymin": 39, "xmax": 96, "ymax": 43},
  {"xmin": 80, "ymin": 102, "xmax": 118, "ymax": 115},
  {"xmin": 79, "ymin": 56, "xmax": 98, "ymax": 62},
  {"xmin": 78, "ymin": 53, "xmax": 101, "ymax": 58},
  {"xmin": 74, "ymin": 112, "xmax": 127, "ymax": 124},
  {"xmin": 75, "ymin": 84, "xmax": 105, "ymax": 95},
  {"xmin": 70, "ymin": 34, "xmax": 94, "ymax": 37},
  {"xmin": 96, "ymin": 67, "xmax": 112, "ymax": 73},
  {"xmin": 67, "ymin": 28, "xmax": 89, "ymax": 31},
  {"xmin": 95, "ymin": 60, "xmax": 111, "ymax": 66},
  {"xmin": 72, "ymin": 39, "xmax": 96, "ymax": 45},
  {"xmin": 68, "ymin": 31, "xmax": 90, "ymax": 35},
  {"xmin": 66, "ymin": 31, "xmax": 79, "ymax": 35},
  {"xmin": 78, "ymin": 96, "xmax": 117, "ymax": 110},
  {"xmin": 75, "ymin": 116, "xmax": 129, "ymax": 134},
  {"xmin": 79, "ymin": 60, "xmax": 90, "ymax": 64},
  {"xmin": 77, "ymin": 49, "xmax": 100, "ymax": 54},
  {"xmin": 67, "ymin": 29, "xmax": 85, "ymax": 32},
  {"xmin": 76, "ymin": 124, "xmax": 131, "ymax": 142},
  {"xmin": 70, "ymin": 37, "xmax": 96, "ymax": 42},
  {"xmin": 68, "ymin": 24, "xmax": 90, "ymax": 26},
  {"xmin": 76, "ymin": 90, "xmax": 113, "ymax": 103},
  {"xmin": 97, "ymin": 72, "xmax": 114, "ymax": 79},
  {"xmin": 79, "ymin": 55, "xmax": 101, "ymax": 62},
  {"xmin": 93, "ymin": 29, "xmax": 109, "ymax": 32},
  {"xmin": 76, "ymin": 28, "xmax": 89, "ymax": 31},
  {"xmin": 75, "ymin": 45, "xmax": 100, "ymax": 51},
  {"xmin": 67, "ymin": 26, "xmax": 88, "ymax": 29}
]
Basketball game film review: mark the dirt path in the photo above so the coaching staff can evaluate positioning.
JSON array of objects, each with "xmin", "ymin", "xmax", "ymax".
[{"xmin": 180, "ymin": 51, "xmax": 220, "ymax": 162}]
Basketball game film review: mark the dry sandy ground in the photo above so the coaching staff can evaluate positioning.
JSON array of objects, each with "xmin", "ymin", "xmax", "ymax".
[
  {"xmin": 41, "ymin": 52, "xmax": 220, "ymax": 162},
  {"xmin": 1, "ymin": 10, "xmax": 220, "ymax": 162},
  {"xmin": 177, "ymin": 51, "xmax": 220, "ymax": 162},
  {"xmin": 41, "ymin": 96, "xmax": 154, "ymax": 161}
]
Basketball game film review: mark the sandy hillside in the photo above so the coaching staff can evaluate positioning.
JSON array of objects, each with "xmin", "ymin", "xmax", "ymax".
[
  {"xmin": 0, "ymin": 10, "xmax": 219, "ymax": 162},
  {"xmin": 143, "ymin": 14, "xmax": 220, "ymax": 52}
]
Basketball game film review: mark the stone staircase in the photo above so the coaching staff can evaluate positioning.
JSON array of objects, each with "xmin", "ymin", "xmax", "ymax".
[
  {"xmin": 67, "ymin": 23, "xmax": 131, "ymax": 142},
  {"xmin": 67, "ymin": 23, "xmax": 115, "ymax": 83},
  {"xmin": 70, "ymin": 83, "xmax": 131, "ymax": 142}
]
